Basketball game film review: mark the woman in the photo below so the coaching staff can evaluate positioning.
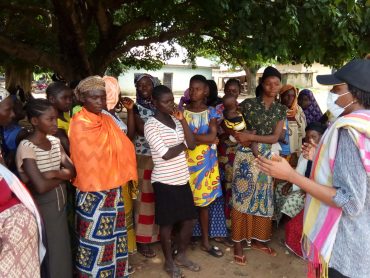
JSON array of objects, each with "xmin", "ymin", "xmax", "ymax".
[
  {"xmin": 231, "ymin": 66, "xmax": 287, "ymax": 264},
  {"xmin": 133, "ymin": 74, "xmax": 160, "ymax": 257},
  {"xmin": 102, "ymin": 76, "xmax": 137, "ymax": 275},
  {"xmin": 257, "ymin": 59, "xmax": 370, "ymax": 278},
  {"xmin": 144, "ymin": 85, "xmax": 199, "ymax": 278},
  {"xmin": 216, "ymin": 78, "xmax": 242, "ymax": 229},
  {"xmin": 279, "ymin": 84, "xmax": 306, "ymax": 163},
  {"xmin": 69, "ymin": 76, "xmax": 137, "ymax": 277},
  {"xmin": 298, "ymin": 89, "xmax": 323, "ymax": 125},
  {"xmin": 0, "ymin": 87, "xmax": 45, "ymax": 278}
]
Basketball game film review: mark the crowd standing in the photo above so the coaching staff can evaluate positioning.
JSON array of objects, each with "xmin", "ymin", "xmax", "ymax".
[{"xmin": 0, "ymin": 59, "xmax": 369, "ymax": 278}]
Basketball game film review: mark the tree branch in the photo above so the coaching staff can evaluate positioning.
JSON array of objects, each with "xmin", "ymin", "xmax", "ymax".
[
  {"xmin": 0, "ymin": 3, "xmax": 52, "ymax": 17},
  {"xmin": 101, "ymin": 23, "xmax": 207, "ymax": 70},
  {"xmin": 0, "ymin": 35, "xmax": 63, "ymax": 74}
]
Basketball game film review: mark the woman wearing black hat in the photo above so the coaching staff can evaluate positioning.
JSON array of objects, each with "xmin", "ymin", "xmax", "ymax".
[
  {"xmin": 229, "ymin": 66, "xmax": 287, "ymax": 264},
  {"xmin": 256, "ymin": 59, "xmax": 370, "ymax": 278}
]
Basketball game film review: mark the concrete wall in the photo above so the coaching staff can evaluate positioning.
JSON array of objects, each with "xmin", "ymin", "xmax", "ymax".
[{"xmin": 118, "ymin": 65, "xmax": 214, "ymax": 95}]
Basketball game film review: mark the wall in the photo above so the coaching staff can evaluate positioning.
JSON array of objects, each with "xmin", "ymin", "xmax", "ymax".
[{"xmin": 118, "ymin": 65, "xmax": 214, "ymax": 95}]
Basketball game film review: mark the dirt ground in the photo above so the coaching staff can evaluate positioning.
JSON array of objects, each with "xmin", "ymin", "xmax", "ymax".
[{"xmin": 130, "ymin": 226, "xmax": 306, "ymax": 278}]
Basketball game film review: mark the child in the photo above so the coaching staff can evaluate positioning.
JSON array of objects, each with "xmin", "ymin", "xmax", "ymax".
[
  {"xmin": 46, "ymin": 81, "xmax": 73, "ymax": 155},
  {"xmin": 222, "ymin": 94, "xmax": 259, "ymax": 157},
  {"xmin": 184, "ymin": 74, "xmax": 227, "ymax": 257},
  {"xmin": 16, "ymin": 98, "xmax": 76, "ymax": 278}
]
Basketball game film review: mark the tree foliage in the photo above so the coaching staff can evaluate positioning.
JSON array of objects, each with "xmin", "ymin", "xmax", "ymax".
[{"xmin": 0, "ymin": 0, "xmax": 369, "ymax": 85}]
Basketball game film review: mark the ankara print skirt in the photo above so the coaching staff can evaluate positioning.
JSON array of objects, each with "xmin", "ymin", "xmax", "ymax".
[{"xmin": 75, "ymin": 187, "xmax": 128, "ymax": 277}]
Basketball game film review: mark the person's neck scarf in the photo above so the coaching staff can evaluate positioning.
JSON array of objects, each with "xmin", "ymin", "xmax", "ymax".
[
  {"xmin": 280, "ymin": 84, "xmax": 298, "ymax": 119},
  {"xmin": 0, "ymin": 163, "xmax": 46, "ymax": 263},
  {"xmin": 303, "ymin": 110, "xmax": 370, "ymax": 278},
  {"xmin": 69, "ymin": 108, "xmax": 137, "ymax": 192},
  {"xmin": 300, "ymin": 89, "xmax": 323, "ymax": 125},
  {"xmin": 135, "ymin": 74, "xmax": 157, "ymax": 111}
]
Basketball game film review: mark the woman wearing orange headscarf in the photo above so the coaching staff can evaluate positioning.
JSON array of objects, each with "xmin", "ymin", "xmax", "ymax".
[
  {"xmin": 70, "ymin": 76, "xmax": 137, "ymax": 277},
  {"xmin": 279, "ymin": 84, "xmax": 306, "ymax": 164}
]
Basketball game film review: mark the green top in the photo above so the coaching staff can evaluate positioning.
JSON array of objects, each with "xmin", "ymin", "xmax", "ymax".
[{"xmin": 239, "ymin": 97, "xmax": 287, "ymax": 136}]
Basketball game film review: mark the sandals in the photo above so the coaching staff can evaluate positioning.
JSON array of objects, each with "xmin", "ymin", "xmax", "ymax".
[
  {"xmin": 175, "ymin": 259, "xmax": 201, "ymax": 272},
  {"xmin": 201, "ymin": 245, "xmax": 224, "ymax": 258},
  {"xmin": 234, "ymin": 255, "xmax": 247, "ymax": 266},
  {"xmin": 252, "ymin": 245, "xmax": 277, "ymax": 257},
  {"xmin": 137, "ymin": 244, "xmax": 156, "ymax": 258},
  {"xmin": 164, "ymin": 265, "xmax": 185, "ymax": 278},
  {"xmin": 214, "ymin": 237, "xmax": 234, "ymax": 248}
]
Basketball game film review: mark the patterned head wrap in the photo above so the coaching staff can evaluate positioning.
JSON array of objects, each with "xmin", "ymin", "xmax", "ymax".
[
  {"xmin": 75, "ymin": 76, "xmax": 105, "ymax": 100},
  {"xmin": 134, "ymin": 74, "xmax": 159, "ymax": 111},
  {"xmin": 299, "ymin": 89, "xmax": 323, "ymax": 125},
  {"xmin": 279, "ymin": 84, "xmax": 298, "ymax": 118},
  {"xmin": 0, "ymin": 88, "xmax": 10, "ymax": 103},
  {"xmin": 103, "ymin": 76, "xmax": 120, "ymax": 110}
]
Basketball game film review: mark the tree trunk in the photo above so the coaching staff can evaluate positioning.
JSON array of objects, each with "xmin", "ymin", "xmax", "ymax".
[
  {"xmin": 244, "ymin": 66, "xmax": 258, "ymax": 96},
  {"xmin": 5, "ymin": 63, "xmax": 33, "ymax": 95}
]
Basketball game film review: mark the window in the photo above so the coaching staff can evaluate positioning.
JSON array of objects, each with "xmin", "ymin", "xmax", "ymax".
[{"xmin": 163, "ymin": 73, "xmax": 173, "ymax": 89}]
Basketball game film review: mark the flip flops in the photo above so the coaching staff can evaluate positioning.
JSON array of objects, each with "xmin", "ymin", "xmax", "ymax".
[
  {"xmin": 252, "ymin": 245, "xmax": 277, "ymax": 257},
  {"xmin": 175, "ymin": 259, "xmax": 201, "ymax": 272},
  {"xmin": 234, "ymin": 255, "xmax": 247, "ymax": 266},
  {"xmin": 201, "ymin": 245, "xmax": 224, "ymax": 258},
  {"xmin": 164, "ymin": 265, "xmax": 185, "ymax": 278}
]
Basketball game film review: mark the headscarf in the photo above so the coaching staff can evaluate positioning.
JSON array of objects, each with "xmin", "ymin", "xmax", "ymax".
[
  {"xmin": 299, "ymin": 89, "xmax": 323, "ymax": 125},
  {"xmin": 103, "ymin": 76, "xmax": 120, "ymax": 110},
  {"xmin": 261, "ymin": 66, "xmax": 281, "ymax": 83},
  {"xmin": 179, "ymin": 88, "xmax": 190, "ymax": 110},
  {"xmin": 280, "ymin": 84, "xmax": 298, "ymax": 118},
  {"xmin": 134, "ymin": 74, "xmax": 157, "ymax": 110},
  {"xmin": 75, "ymin": 76, "xmax": 105, "ymax": 100},
  {"xmin": 0, "ymin": 87, "xmax": 10, "ymax": 102}
]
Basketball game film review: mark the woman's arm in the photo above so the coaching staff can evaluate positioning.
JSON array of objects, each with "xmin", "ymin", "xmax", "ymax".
[
  {"xmin": 144, "ymin": 119, "xmax": 186, "ymax": 161},
  {"xmin": 22, "ymin": 159, "xmax": 64, "ymax": 194},
  {"xmin": 55, "ymin": 129, "xmax": 70, "ymax": 156},
  {"xmin": 194, "ymin": 118, "xmax": 218, "ymax": 145},
  {"xmin": 59, "ymin": 145, "xmax": 76, "ymax": 180},
  {"xmin": 134, "ymin": 113, "xmax": 145, "ymax": 136},
  {"xmin": 235, "ymin": 120, "xmax": 284, "ymax": 144},
  {"xmin": 256, "ymin": 156, "xmax": 337, "ymax": 206},
  {"xmin": 122, "ymin": 97, "xmax": 136, "ymax": 140},
  {"xmin": 180, "ymin": 119, "xmax": 196, "ymax": 150}
]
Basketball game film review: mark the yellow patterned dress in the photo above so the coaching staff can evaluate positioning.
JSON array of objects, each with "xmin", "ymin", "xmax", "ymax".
[{"xmin": 184, "ymin": 108, "xmax": 222, "ymax": 207}]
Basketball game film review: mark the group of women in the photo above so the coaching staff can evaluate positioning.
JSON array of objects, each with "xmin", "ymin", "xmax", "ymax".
[{"xmin": 0, "ymin": 59, "xmax": 369, "ymax": 278}]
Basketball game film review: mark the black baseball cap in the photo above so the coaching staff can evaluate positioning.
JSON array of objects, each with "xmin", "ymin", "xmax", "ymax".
[{"xmin": 316, "ymin": 59, "xmax": 370, "ymax": 92}]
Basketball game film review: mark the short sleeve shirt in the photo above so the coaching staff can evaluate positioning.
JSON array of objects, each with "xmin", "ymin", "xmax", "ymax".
[{"xmin": 239, "ymin": 97, "xmax": 287, "ymax": 135}]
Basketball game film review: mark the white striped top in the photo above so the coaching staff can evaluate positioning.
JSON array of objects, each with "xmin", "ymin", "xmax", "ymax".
[
  {"xmin": 16, "ymin": 135, "xmax": 62, "ymax": 184},
  {"xmin": 144, "ymin": 116, "xmax": 189, "ymax": 185}
]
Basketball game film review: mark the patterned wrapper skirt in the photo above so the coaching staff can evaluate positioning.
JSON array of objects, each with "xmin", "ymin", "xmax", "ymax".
[
  {"xmin": 231, "ymin": 144, "xmax": 274, "ymax": 243},
  {"xmin": 0, "ymin": 204, "xmax": 40, "ymax": 278},
  {"xmin": 134, "ymin": 154, "xmax": 160, "ymax": 243},
  {"xmin": 75, "ymin": 187, "xmax": 128, "ymax": 277}
]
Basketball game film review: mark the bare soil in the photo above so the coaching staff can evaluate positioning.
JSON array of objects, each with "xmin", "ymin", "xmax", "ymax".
[{"xmin": 130, "ymin": 226, "xmax": 306, "ymax": 278}]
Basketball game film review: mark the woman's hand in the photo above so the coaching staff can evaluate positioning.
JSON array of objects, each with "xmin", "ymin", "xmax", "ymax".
[
  {"xmin": 255, "ymin": 154, "xmax": 295, "ymax": 182},
  {"xmin": 172, "ymin": 106, "xmax": 184, "ymax": 121},
  {"xmin": 302, "ymin": 139, "xmax": 317, "ymax": 161},
  {"xmin": 234, "ymin": 131, "xmax": 253, "ymax": 143},
  {"xmin": 122, "ymin": 97, "xmax": 134, "ymax": 110}
]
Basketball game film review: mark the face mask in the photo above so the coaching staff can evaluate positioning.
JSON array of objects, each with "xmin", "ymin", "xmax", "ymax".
[{"xmin": 327, "ymin": 91, "xmax": 354, "ymax": 119}]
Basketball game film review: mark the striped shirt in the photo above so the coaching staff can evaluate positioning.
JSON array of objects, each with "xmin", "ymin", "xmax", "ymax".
[
  {"xmin": 16, "ymin": 136, "xmax": 62, "ymax": 184},
  {"xmin": 144, "ymin": 116, "xmax": 189, "ymax": 185}
]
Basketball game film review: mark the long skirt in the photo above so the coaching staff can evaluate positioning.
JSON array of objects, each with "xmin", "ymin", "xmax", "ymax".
[
  {"xmin": 122, "ymin": 183, "xmax": 137, "ymax": 253},
  {"xmin": 0, "ymin": 204, "xmax": 40, "ymax": 278},
  {"xmin": 75, "ymin": 187, "xmax": 128, "ymax": 277},
  {"xmin": 134, "ymin": 155, "xmax": 160, "ymax": 243},
  {"xmin": 37, "ymin": 185, "xmax": 72, "ymax": 278},
  {"xmin": 217, "ymin": 138, "xmax": 238, "ymax": 229},
  {"xmin": 231, "ymin": 145, "xmax": 274, "ymax": 243},
  {"xmin": 192, "ymin": 196, "xmax": 228, "ymax": 238}
]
